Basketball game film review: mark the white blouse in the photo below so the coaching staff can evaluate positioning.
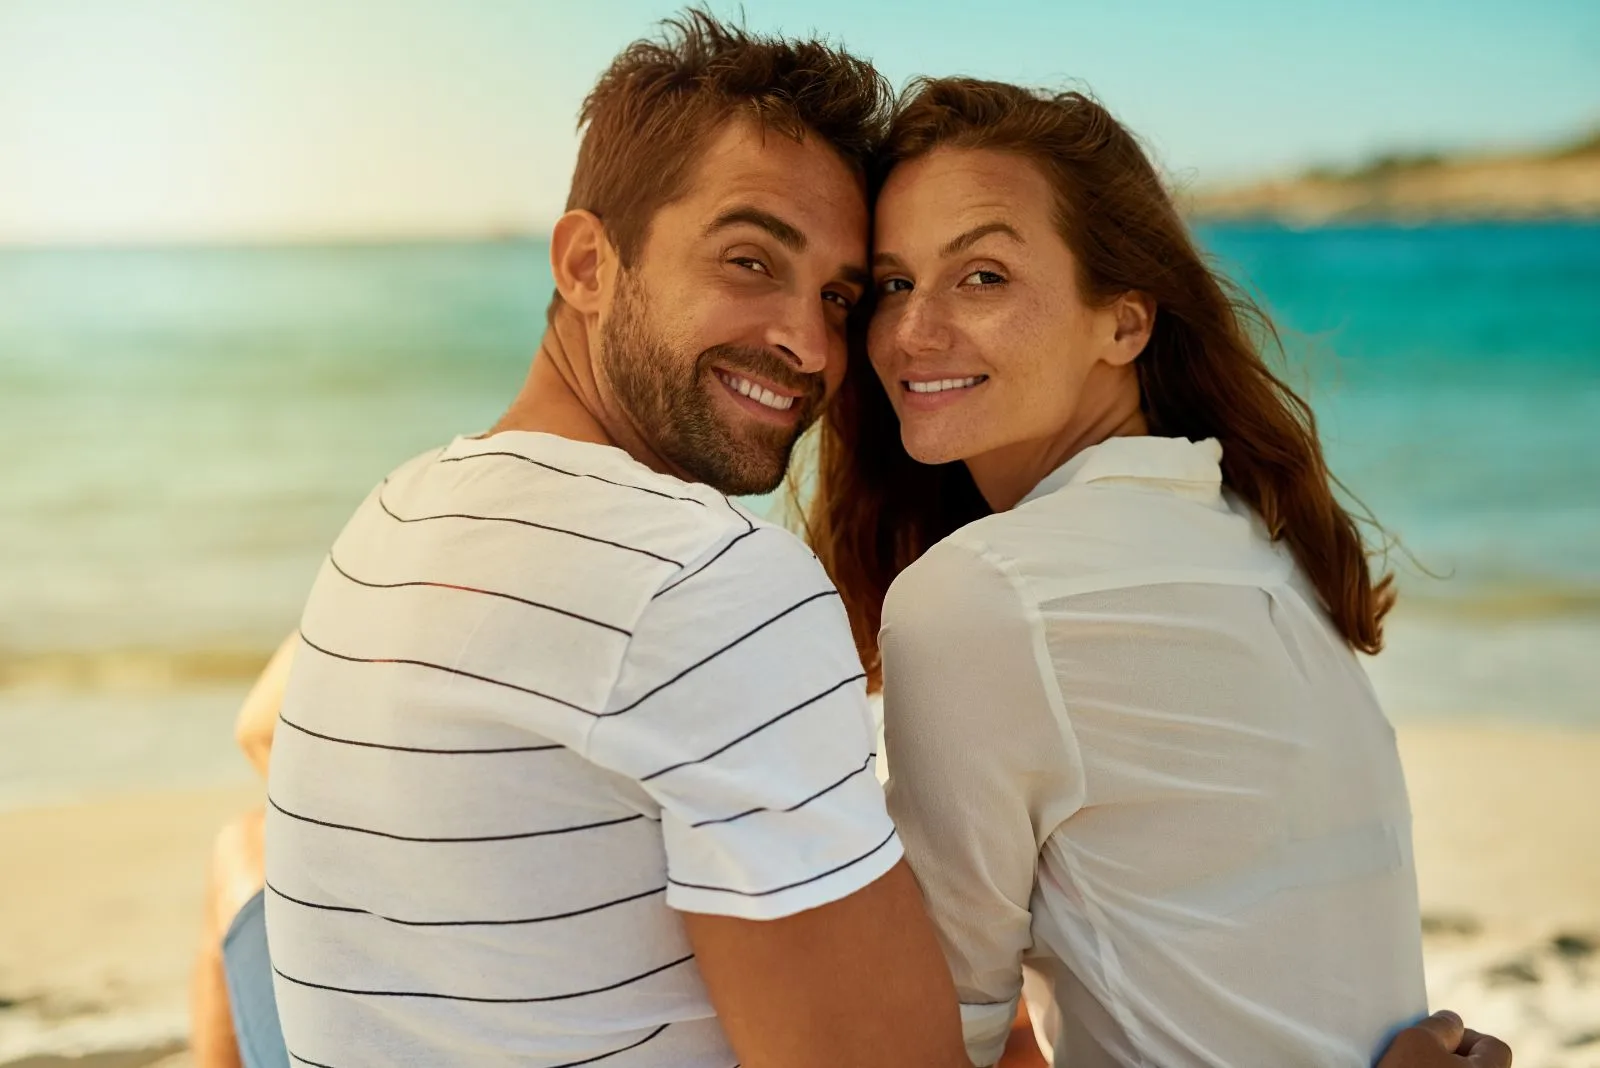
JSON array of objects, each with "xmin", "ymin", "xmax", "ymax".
[{"xmin": 880, "ymin": 436, "xmax": 1427, "ymax": 1068}]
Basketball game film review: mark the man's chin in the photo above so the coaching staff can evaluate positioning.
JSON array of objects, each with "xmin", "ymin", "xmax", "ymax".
[{"xmin": 676, "ymin": 434, "xmax": 792, "ymax": 497}]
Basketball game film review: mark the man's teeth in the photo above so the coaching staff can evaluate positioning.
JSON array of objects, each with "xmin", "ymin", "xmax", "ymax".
[
  {"xmin": 720, "ymin": 372, "xmax": 796, "ymax": 411},
  {"xmin": 906, "ymin": 376, "xmax": 984, "ymax": 394}
]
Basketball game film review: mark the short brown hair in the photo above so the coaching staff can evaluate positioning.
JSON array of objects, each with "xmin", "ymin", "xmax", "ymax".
[
  {"xmin": 807, "ymin": 77, "xmax": 1394, "ymax": 685},
  {"xmin": 551, "ymin": 9, "xmax": 891, "ymax": 318}
]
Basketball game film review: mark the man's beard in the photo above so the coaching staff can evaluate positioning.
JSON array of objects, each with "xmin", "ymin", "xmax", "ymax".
[{"xmin": 599, "ymin": 273, "xmax": 824, "ymax": 496}]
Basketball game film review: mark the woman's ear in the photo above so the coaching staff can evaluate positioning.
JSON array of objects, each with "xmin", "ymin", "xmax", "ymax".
[
  {"xmin": 1107, "ymin": 290, "xmax": 1156, "ymax": 366},
  {"xmin": 550, "ymin": 209, "xmax": 612, "ymax": 316}
]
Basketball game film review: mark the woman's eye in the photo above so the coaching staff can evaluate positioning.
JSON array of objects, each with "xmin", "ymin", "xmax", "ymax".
[
  {"xmin": 731, "ymin": 257, "xmax": 771, "ymax": 276},
  {"xmin": 962, "ymin": 269, "xmax": 1006, "ymax": 287},
  {"xmin": 878, "ymin": 277, "xmax": 913, "ymax": 296}
]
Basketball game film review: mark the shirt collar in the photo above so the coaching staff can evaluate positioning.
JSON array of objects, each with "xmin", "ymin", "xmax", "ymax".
[{"xmin": 1018, "ymin": 436, "xmax": 1224, "ymax": 507}]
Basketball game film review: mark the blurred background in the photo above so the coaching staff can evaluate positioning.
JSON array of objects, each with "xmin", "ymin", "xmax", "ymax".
[{"xmin": 1, "ymin": 1, "xmax": 1596, "ymax": 1064}]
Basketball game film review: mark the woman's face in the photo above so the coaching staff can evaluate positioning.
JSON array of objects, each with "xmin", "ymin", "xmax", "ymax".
[{"xmin": 868, "ymin": 147, "xmax": 1147, "ymax": 474}]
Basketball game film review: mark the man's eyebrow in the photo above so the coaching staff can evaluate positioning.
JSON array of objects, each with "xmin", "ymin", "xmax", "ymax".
[
  {"xmin": 704, "ymin": 206, "xmax": 807, "ymax": 252},
  {"xmin": 838, "ymin": 264, "xmax": 872, "ymax": 290},
  {"xmin": 940, "ymin": 221, "xmax": 1023, "ymax": 258}
]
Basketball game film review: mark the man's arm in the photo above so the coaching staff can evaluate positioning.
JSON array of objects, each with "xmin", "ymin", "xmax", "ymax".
[{"xmin": 684, "ymin": 860, "xmax": 967, "ymax": 1068}]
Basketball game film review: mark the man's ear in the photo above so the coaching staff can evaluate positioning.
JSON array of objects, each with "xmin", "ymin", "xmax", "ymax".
[
  {"xmin": 550, "ymin": 209, "xmax": 613, "ymax": 316},
  {"xmin": 1106, "ymin": 290, "xmax": 1156, "ymax": 366}
]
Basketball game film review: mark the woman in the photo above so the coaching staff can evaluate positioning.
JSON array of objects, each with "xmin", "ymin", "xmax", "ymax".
[{"xmin": 810, "ymin": 78, "xmax": 1449, "ymax": 1067}]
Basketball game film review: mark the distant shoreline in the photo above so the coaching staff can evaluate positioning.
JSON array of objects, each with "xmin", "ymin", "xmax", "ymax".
[{"xmin": 1185, "ymin": 131, "xmax": 1600, "ymax": 225}]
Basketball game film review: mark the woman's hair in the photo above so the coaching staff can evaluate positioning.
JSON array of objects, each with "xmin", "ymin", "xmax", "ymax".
[{"xmin": 803, "ymin": 76, "xmax": 1394, "ymax": 687}]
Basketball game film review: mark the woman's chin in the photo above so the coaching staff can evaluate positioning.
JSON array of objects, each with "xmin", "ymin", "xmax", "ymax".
[{"xmin": 900, "ymin": 432, "xmax": 971, "ymax": 468}]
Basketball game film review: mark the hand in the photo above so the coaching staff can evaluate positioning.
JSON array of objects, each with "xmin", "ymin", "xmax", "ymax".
[{"xmin": 1376, "ymin": 1010, "xmax": 1512, "ymax": 1068}]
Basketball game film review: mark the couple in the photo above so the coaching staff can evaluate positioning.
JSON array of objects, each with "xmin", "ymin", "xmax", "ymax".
[{"xmin": 221, "ymin": 11, "xmax": 1509, "ymax": 1068}]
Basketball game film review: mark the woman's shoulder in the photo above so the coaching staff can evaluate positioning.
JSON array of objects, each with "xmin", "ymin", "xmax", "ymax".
[
  {"xmin": 910, "ymin": 483, "xmax": 1289, "ymax": 606},
  {"xmin": 883, "ymin": 532, "xmax": 1023, "ymax": 631}
]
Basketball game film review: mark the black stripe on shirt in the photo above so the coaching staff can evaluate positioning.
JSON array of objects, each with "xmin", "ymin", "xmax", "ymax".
[
  {"xmin": 297, "ymin": 631, "xmax": 599, "ymax": 718},
  {"xmin": 277, "ymin": 712, "xmax": 564, "ymax": 755},
  {"xmin": 272, "ymin": 952, "xmax": 694, "ymax": 1003},
  {"xmin": 544, "ymin": 1024, "xmax": 672, "ymax": 1068},
  {"xmin": 376, "ymin": 485, "xmax": 682, "ymax": 566},
  {"xmin": 652, "ymin": 525, "xmax": 761, "ymax": 600},
  {"xmin": 607, "ymin": 590, "xmax": 840, "ymax": 716},
  {"xmin": 267, "ymin": 796, "xmax": 649, "ymax": 844},
  {"xmin": 288, "ymin": 1052, "xmax": 338, "ymax": 1068},
  {"xmin": 652, "ymin": 495, "xmax": 757, "ymax": 600},
  {"xmin": 669, "ymin": 827, "xmax": 899, "ymax": 899},
  {"xmin": 689, "ymin": 752, "xmax": 877, "ymax": 829},
  {"xmin": 640, "ymin": 673, "xmax": 867, "ymax": 782},
  {"xmin": 440, "ymin": 449, "xmax": 706, "ymax": 507},
  {"xmin": 326, "ymin": 553, "xmax": 631, "ymax": 637},
  {"xmin": 265, "ymin": 879, "xmax": 666, "ymax": 926}
]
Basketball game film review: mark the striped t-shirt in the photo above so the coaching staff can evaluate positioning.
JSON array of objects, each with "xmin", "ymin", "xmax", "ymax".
[{"xmin": 263, "ymin": 430, "xmax": 901, "ymax": 1067}]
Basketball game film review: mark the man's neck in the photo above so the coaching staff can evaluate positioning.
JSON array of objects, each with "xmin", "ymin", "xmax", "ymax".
[{"xmin": 490, "ymin": 309, "xmax": 688, "ymax": 481}]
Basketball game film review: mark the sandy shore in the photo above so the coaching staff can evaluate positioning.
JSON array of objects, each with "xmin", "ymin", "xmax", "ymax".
[
  {"xmin": 0, "ymin": 785, "xmax": 259, "ymax": 1066},
  {"xmin": 2, "ymin": 729, "xmax": 1597, "ymax": 1066}
]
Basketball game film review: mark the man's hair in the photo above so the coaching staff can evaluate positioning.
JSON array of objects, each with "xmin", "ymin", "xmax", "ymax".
[{"xmin": 549, "ymin": 8, "xmax": 892, "ymax": 319}]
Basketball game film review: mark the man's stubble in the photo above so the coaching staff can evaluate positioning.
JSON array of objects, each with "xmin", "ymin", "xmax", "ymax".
[{"xmin": 598, "ymin": 270, "xmax": 824, "ymax": 496}]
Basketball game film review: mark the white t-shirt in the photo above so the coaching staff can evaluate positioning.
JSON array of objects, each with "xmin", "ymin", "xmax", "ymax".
[
  {"xmin": 880, "ymin": 436, "xmax": 1427, "ymax": 1068},
  {"xmin": 264, "ymin": 431, "xmax": 900, "ymax": 1067}
]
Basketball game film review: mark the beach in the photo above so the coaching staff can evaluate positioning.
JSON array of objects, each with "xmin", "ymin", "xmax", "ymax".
[
  {"xmin": 1, "ymin": 228, "xmax": 1595, "ymax": 1063},
  {"xmin": 1, "ymin": 724, "xmax": 1596, "ymax": 1066}
]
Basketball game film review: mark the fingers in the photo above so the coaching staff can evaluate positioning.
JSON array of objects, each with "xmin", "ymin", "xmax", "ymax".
[
  {"xmin": 1460, "ymin": 1029, "xmax": 1513, "ymax": 1068},
  {"xmin": 1411, "ymin": 1010, "xmax": 1466, "ymax": 1051}
]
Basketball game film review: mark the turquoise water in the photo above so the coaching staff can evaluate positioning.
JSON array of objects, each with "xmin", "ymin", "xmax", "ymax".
[{"xmin": 1, "ymin": 225, "xmax": 1597, "ymax": 755}]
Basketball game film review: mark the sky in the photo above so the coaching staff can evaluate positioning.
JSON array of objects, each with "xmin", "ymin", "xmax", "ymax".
[{"xmin": 0, "ymin": 0, "xmax": 1596, "ymax": 245}]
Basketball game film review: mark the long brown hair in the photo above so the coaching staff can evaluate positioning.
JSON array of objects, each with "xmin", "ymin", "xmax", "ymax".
[{"xmin": 804, "ymin": 77, "xmax": 1394, "ymax": 686}]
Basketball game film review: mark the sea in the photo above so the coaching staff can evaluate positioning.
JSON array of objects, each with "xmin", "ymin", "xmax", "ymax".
[{"xmin": 2, "ymin": 222, "xmax": 1597, "ymax": 809}]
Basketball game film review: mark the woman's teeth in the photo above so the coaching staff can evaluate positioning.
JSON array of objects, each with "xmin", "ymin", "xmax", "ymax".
[
  {"xmin": 906, "ymin": 376, "xmax": 985, "ymax": 394},
  {"xmin": 718, "ymin": 371, "xmax": 796, "ymax": 411}
]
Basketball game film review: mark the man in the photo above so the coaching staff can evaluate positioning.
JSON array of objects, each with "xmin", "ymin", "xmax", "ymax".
[
  {"xmin": 260, "ymin": 12, "xmax": 963, "ymax": 1067},
  {"xmin": 206, "ymin": 11, "xmax": 1507, "ymax": 1068}
]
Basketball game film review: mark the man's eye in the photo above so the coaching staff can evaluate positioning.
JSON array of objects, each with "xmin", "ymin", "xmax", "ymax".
[
  {"xmin": 962, "ymin": 270, "xmax": 1006, "ymax": 286},
  {"xmin": 878, "ymin": 277, "xmax": 913, "ymax": 296},
  {"xmin": 730, "ymin": 257, "xmax": 771, "ymax": 276},
  {"xmin": 823, "ymin": 291, "xmax": 854, "ymax": 311}
]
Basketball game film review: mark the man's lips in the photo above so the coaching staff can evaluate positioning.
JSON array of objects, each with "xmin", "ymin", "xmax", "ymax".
[
  {"xmin": 714, "ymin": 368, "xmax": 801, "ymax": 411},
  {"xmin": 712, "ymin": 368, "xmax": 813, "ymax": 426}
]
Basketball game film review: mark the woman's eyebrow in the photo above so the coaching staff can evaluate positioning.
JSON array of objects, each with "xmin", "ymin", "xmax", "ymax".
[{"xmin": 940, "ymin": 221, "xmax": 1023, "ymax": 257}]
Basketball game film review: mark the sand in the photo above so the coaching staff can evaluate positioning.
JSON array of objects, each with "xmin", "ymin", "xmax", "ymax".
[
  {"xmin": 1, "ymin": 729, "xmax": 1597, "ymax": 1066},
  {"xmin": 0, "ymin": 785, "xmax": 259, "ymax": 1066}
]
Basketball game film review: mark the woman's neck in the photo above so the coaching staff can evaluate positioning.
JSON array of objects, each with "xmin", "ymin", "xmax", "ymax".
[{"xmin": 964, "ymin": 396, "xmax": 1148, "ymax": 513}]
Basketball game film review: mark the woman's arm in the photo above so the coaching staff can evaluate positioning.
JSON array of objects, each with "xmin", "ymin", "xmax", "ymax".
[{"xmin": 880, "ymin": 541, "xmax": 1084, "ymax": 1067}]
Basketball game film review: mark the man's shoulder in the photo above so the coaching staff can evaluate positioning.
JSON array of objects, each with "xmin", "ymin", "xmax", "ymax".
[{"xmin": 378, "ymin": 432, "xmax": 758, "ymax": 584}]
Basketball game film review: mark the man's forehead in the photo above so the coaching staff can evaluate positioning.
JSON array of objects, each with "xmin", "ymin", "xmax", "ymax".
[{"xmin": 679, "ymin": 119, "xmax": 868, "ymax": 239}]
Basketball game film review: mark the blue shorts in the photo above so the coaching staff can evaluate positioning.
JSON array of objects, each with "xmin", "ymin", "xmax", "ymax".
[{"xmin": 221, "ymin": 889, "xmax": 290, "ymax": 1068}]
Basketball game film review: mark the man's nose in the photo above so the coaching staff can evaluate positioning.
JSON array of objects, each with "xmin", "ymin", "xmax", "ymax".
[{"xmin": 764, "ymin": 297, "xmax": 832, "ymax": 376}]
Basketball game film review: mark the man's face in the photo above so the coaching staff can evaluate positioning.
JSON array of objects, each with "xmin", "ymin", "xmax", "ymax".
[{"xmin": 594, "ymin": 118, "xmax": 869, "ymax": 496}]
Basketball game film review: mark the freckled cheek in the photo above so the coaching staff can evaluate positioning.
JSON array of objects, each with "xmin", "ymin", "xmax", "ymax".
[{"xmin": 865, "ymin": 314, "xmax": 900, "ymax": 393}]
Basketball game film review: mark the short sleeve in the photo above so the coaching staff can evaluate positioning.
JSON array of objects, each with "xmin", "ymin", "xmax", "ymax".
[
  {"xmin": 585, "ymin": 520, "xmax": 901, "ymax": 921},
  {"xmin": 881, "ymin": 538, "xmax": 1085, "ymax": 1067}
]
